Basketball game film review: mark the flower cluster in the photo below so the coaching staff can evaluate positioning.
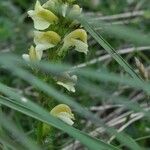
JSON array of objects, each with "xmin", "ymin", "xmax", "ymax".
[{"xmin": 23, "ymin": 0, "xmax": 89, "ymax": 125}]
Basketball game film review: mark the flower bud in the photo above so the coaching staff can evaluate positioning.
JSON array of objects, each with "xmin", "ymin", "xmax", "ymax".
[{"xmin": 22, "ymin": 46, "xmax": 43, "ymax": 62}]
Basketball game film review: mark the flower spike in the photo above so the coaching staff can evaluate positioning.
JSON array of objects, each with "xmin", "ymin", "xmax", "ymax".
[{"xmin": 28, "ymin": 0, "xmax": 58, "ymax": 30}]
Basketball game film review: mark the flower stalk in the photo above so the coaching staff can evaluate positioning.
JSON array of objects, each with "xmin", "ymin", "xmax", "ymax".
[{"xmin": 22, "ymin": 0, "xmax": 89, "ymax": 146}]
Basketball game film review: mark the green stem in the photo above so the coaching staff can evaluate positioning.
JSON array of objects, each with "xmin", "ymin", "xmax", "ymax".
[
  {"xmin": 57, "ymin": 47, "xmax": 68, "ymax": 60},
  {"xmin": 37, "ymin": 121, "xmax": 43, "ymax": 145}
]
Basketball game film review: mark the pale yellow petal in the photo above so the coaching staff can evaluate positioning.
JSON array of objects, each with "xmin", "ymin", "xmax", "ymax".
[
  {"xmin": 29, "ymin": 45, "xmax": 37, "ymax": 60},
  {"xmin": 33, "ymin": 17, "xmax": 51, "ymax": 30},
  {"xmin": 62, "ymin": 3, "xmax": 68, "ymax": 17},
  {"xmin": 64, "ymin": 29, "xmax": 87, "ymax": 43},
  {"xmin": 43, "ymin": 0, "xmax": 58, "ymax": 9},
  {"xmin": 22, "ymin": 54, "xmax": 30, "ymax": 62},
  {"xmin": 69, "ymin": 4, "xmax": 82, "ymax": 17},
  {"xmin": 22, "ymin": 46, "xmax": 42, "ymax": 62},
  {"xmin": 36, "ymin": 50, "xmax": 43, "ymax": 60},
  {"xmin": 57, "ymin": 81, "xmax": 76, "ymax": 92},
  {"xmin": 36, "ymin": 44, "xmax": 55, "ymax": 51},
  {"xmin": 34, "ymin": 31, "xmax": 61, "ymax": 51},
  {"xmin": 50, "ymin": 104, "xmax": 69, "ymax": 115},
  {"xmin": 73, "ymin": 39, "xmax": 88, "ymax": 54},
  {"xmin": 56, "ymin": 73, "xmax": 77, "ymax": 92},
  {"xmin": 57, "ymin": 112, "xmax": 74, "ymax": 125},
  {"xmin": 63, "ymin": 29, "xmax": 88, "ymax": 54},
  {"xmin": 50, "ymin": 104, "xmax": 74, "ymax": 117}
]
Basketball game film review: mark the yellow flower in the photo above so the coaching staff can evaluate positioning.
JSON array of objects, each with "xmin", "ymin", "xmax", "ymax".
[
  {"xmin": 56, "ymin": 73, "xmax": 77, "ymax": 93},
  {"xmin": 28, "ymin": 0, "xmax": 58, "ymax": 30},
  {"xmin": 63, "ymin": 29, "xmax": 88, "ymax": 54},
  {"xmin": 43, "ymin": 1, "xmax": 81, "ymax": 18},
  {"xmin": 42, "ymin": 0, "xmax": 58, "ymax": 9},
  {"xmin": 69, "ymin": 4, "xmax": 82, "ymax": 17},
  {"xmin": 51, "ymin": 104, "xmax": 75, "ymax": 125},
  {"xmin": 22, "ymin": 46, "xmax": 43, "ymax": 61},
  {"xmin": 34, "ymin": 31, "xmax": 61, "ymax": 51}
]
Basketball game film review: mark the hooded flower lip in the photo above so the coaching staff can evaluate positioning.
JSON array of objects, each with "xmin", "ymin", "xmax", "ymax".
[
  {"xmin": 69, "ymin": 4, "xmax": 82, "ymax": 17},
  {"xmin": 63, "ymin": 29, "xmax": 88, "ymax": 54},
  {"xmin": 34, "ymin": 31, "xmax": 61, "ymax": 51},
  {"xmin": 51, "ymin": 104, "xmax": 75, "ymax": 125},
  {"xmin": 56, "ymin": 72, "xmax": 77, "ymax": 93},
  {"xmin": 43, "ymin": 0, "xmax": 58, "ymax": 9},
  {"xmin": 28, "ymin": 0, "xmax": 58, "ymax": 30},
  {"xmin": 22, "ymin": 45, "xmax": 43, "ymax": 62}
]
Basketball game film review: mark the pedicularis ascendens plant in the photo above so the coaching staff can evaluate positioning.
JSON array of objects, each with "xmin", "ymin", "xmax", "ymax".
[{"xmin": 22, "ymin": 0, "xmax": 89, "ymax": 143}]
